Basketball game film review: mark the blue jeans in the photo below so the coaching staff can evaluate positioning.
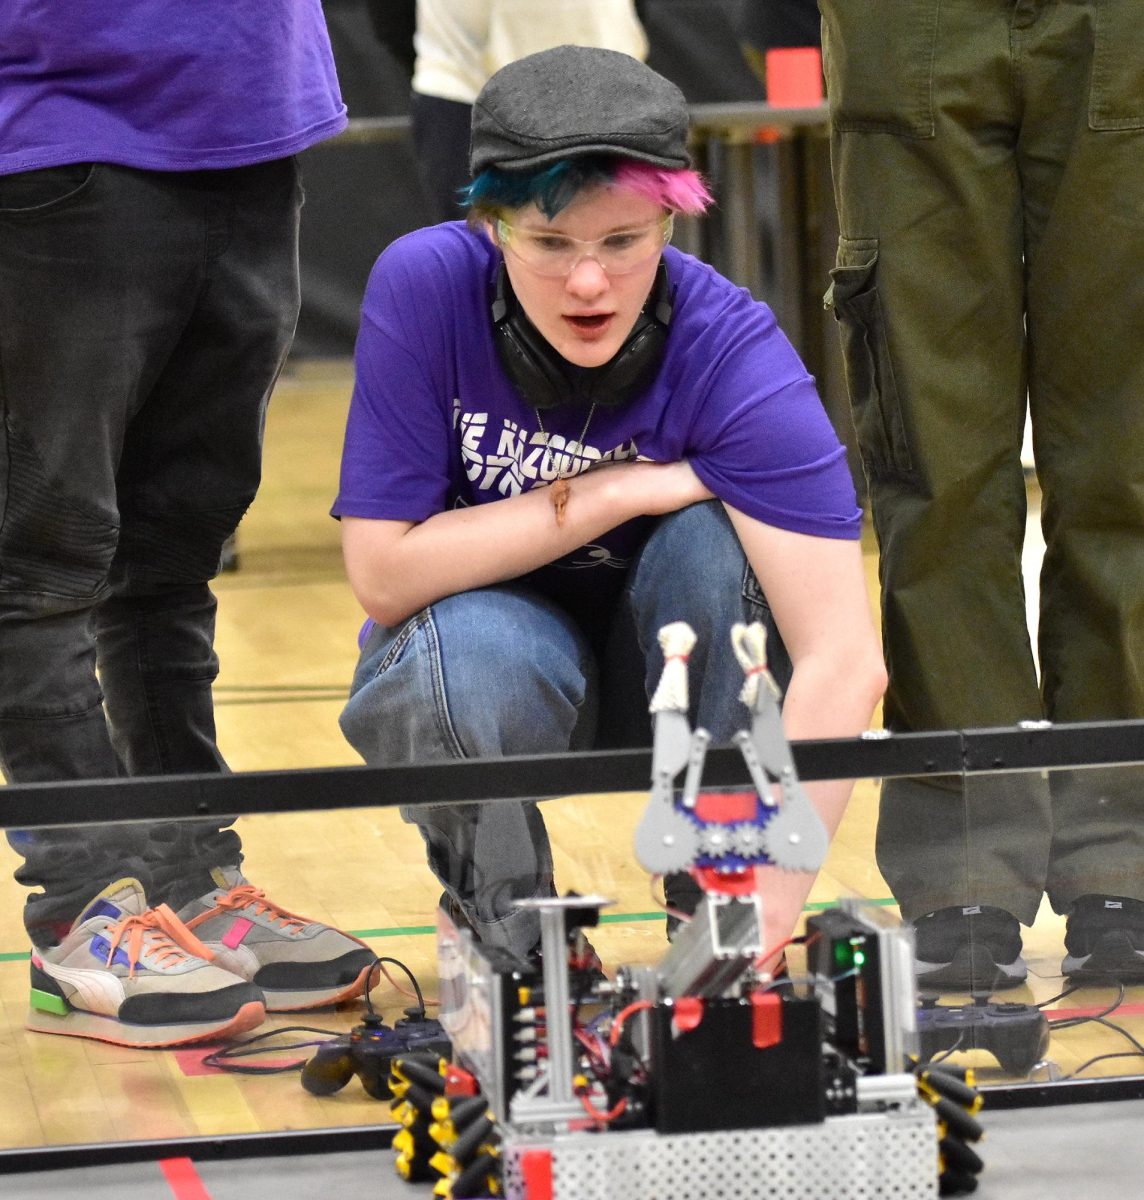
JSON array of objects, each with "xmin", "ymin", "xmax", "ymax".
[
  {"xmin": 0, "ymin": 160, "xmax": 303, "ymax": 944},
  {"xmin": 340, "ymin": 501, "xmax": 789, "ymax": 957}
]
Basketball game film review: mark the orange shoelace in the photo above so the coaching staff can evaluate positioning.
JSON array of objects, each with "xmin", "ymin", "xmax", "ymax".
[
  {"xmin": 196, "ymin": 885, "xmax": 308, "ymax": 935},
  {"xmin": 103, "ymin": 904, "xmax": 215, "ymax": 976}
]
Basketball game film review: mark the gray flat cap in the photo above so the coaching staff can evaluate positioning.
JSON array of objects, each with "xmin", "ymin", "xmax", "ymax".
[{"xmin": 470, "ymin": 45, "xmax": 691, "ymax": 175}]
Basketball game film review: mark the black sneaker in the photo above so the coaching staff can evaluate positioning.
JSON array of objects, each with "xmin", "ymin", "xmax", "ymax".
[
  {"xmin": 664, "ymin": 870, "xmax": 703, "ymax": 940},
  {"xmin": 528, "ymin": 932, "xmax": 607, "ymax": 1001},
  {"xmin": 1062, "ymin": 895, "xmax": 1144, "ymax": 984},
  {"xmin": 913, "ymin": 905, "xmax": 1027, "ymax": 993}
]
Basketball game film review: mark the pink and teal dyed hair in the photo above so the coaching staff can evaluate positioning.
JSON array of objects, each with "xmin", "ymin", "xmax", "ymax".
[
  {"xmin": 463, "ymin": 154, "xmax": 713, "ymax": 223},
  {"xmin": 610, "ymin": 160, "xmax": 712, "ymax": 215}
]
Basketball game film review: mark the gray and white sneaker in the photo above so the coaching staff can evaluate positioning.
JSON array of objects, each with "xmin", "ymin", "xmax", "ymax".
[
  {"xmin": 177, "ymin": 866, "xmax": 379, "ymax": 1011},
  {"xmin": 28, "ymin": 878, "xmax": 265, "ymax": 1047}
]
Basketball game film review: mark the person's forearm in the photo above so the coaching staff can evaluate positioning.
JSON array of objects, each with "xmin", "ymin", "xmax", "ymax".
[
  {"xmin": 780, "ymin": 647, "xmax": 884, "ymax": 746},
  {"xmin": 345, "ymin": 462, "xmax": 672, "ymax": 627},
  {"xmin": 756, "ymin": 648, "xmax": 886, "ymax": 961},
  {"xmin": 777, "ymin": 652, "xmax": 883, "ymax": 857}
]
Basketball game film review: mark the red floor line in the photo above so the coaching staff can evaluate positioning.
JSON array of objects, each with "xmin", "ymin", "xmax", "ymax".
[
  {"xmin": 1047, "ymin": 1001, "xmax": 1144, "ymax": 1022},
  {"xmin": 160, "ymin": 1156, "xmax": 213, "ymax": 1200},
  {"xmin": 173, "ymin": 1046, "xmax": 304, "ymax": 1077}
]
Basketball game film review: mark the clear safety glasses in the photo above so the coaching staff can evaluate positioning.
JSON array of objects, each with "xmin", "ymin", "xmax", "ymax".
[{"xmin": 496, "ymin": 213, "xmax": 674, "ymax": 277}]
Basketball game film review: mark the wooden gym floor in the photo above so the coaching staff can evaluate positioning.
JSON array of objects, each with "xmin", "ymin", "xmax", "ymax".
[{"xmin": 0, "ymin": 358, "xmax": 1140, "ymax": 1153}]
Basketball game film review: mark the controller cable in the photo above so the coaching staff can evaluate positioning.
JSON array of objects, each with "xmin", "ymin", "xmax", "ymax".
[
  {"xmin": 1039, "ymin": 978, "xmax": 1144, "ymax": 1077},
  {"xmin": 1040, "ymin": 979, "xmax": 1120, "ymax": 1030},
  {"xmin": 200, "ymin": 953, "xmax": 429, "ymax": 1075},
  {"xmin": 200, "ymin": 1025, "xmax": 336, "ymax": 1075}
]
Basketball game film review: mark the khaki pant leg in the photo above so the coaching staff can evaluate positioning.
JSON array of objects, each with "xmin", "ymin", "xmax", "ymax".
[
  {"xmin": 1021, "ymin": 1, "xmax": 1144, "ymax": 907},
  {"xmin": 821, "ymin": 0, "xmax": 1049, "ymax": 919}
]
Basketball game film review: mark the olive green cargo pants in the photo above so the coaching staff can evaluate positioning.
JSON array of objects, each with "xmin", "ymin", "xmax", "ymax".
[{"xmin": 820, "ymin": 0, "xmax": 1144, "ymax": 922}]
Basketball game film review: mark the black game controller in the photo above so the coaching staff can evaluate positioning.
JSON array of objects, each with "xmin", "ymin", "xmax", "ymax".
[
  {"xmin": 301, "ymin": 1011, "xmax": 452, "ymax": 1099},
  {"xmin": 916, "ymin": 1001, "xmax": 1050, "ymax": 1076}
]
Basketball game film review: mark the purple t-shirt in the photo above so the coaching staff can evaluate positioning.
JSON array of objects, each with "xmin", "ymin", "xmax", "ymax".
[
  {"xmin": 0, "ymin": 1, "xmax": 346, "ymax": 174},
  {"xmin": 334, "ymin": 221, "xmax": 861, "ymax": 616}
]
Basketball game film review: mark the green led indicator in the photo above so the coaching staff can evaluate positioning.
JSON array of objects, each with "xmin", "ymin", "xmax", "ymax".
[{"xmin": 833, "ymin": 936, "xmax": 868, "ymax": 972}]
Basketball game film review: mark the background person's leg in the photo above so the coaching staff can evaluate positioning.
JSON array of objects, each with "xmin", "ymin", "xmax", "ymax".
[
  {"xmin": 77, "ymin": 162, "xmax": 373, "ymax": 1011},
  {"xmin": 821, "ymin": 0, "xmax": 1051, "ymax": 936},
  {"xmin": 94, "ymin": 160, "xmax": 303, "ymax": 910},
  {"xmin": 409, "ymin": 92, "xmax": 473, "ymax": 223},
  {"xmin": 0, "ymin": 161, "xmax": 302, "ymax": 942},
  {"xmin": 0, "ymin": 163, "xmax": 213, "ymax": 941},
  {"xmin": 1026, "ymin": 4, "xmax": 1144, "ymax": 944},
  {"xmin": 340, "ymin": 586, "xmax": 599, "ymax": 958}
]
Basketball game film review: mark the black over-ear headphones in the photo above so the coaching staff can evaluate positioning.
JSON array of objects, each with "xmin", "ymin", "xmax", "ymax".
[{"xmin": 491, "ymin": 260, "xmax": 673, "ymax": 410}]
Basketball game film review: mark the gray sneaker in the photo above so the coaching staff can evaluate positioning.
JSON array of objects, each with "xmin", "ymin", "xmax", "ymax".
[
  {"xmin": 28, "ymin": 878, "xmax": 266, "ymax": 1047},
  {"xmin": 177, "ymin": 867, "xmax": 379, "ymax": 1011}
]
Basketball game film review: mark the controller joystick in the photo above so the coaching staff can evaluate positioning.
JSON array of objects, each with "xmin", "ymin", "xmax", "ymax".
[
  {"xmin": 916, "ymin": 1001, "xmax": 1049, "ymax": 1076},
  {"xmin": 301, "ymin": 1011, "xmax": 451, "ymax": 1099}
]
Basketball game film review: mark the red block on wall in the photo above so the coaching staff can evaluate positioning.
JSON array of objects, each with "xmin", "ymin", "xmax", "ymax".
[{"xmin": 765, "ymin": 47, "xmax": 824, "ymax": 107}]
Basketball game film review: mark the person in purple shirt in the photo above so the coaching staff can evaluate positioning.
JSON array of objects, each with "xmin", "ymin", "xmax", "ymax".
[
  {"xmin": 0, "ymin": 2, "xmax": 378, "ymax": 1047},
  {"xmin": 335, "ymin": 45, "xmax": 887, "ymax": 964}
]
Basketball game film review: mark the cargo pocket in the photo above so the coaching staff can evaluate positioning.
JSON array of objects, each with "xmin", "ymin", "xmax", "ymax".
[
  {"xmin": 819, "ymin": 0, "xmax": 940, "ymax": 137},
  {"xmin": 825, "ymin": 239, "xmax": 914, "ymax": 483},
  {"xmin": 1090, "ymin": 0, "xmax": 1144, "ymax": 130}
]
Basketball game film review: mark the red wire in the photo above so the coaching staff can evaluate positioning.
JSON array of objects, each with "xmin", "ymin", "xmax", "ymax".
[
  {"xmin": 574, "ymin": 1027, "xmax": 610, "ymax": 1072},
  {"xmin": 753, "ymin": 934, "xmax": 797, "ymax": 975},
  {"xmin": 577, "ymin": 1091, "xmax": 629, "ymax": 1125},
  {"xmin": 608, "ymin": 1000, "xmax": 655, "ymax": 1048},
  {"xmin": 753, "ymin": 927, "xmax": 821, "ymax": 975}
]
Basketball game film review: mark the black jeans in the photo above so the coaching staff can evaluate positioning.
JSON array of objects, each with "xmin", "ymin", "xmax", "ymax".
[
  {"xmin": 0, "ymin": 159, "xmax": 303, "ymax": 944},
  {"xmin": 410, "ymin": 91, "xmax": 473, "ymax": 224}
]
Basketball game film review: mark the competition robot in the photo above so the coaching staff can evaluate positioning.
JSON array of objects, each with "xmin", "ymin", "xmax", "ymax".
[{"xmin": 385, "ymin": 623, "xmax": 987, "ymax": 1200}]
